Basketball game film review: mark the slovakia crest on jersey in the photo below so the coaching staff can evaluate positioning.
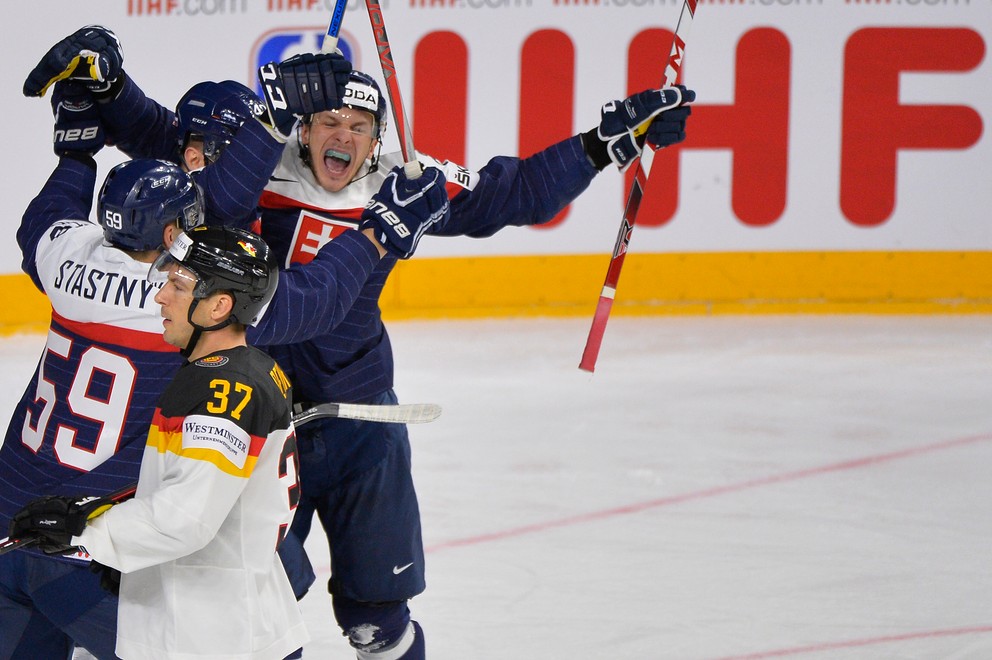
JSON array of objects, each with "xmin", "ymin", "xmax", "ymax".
[
  {"xmin": 195, "ymin": 356, "xmax": 229, "ymax": 368},
  {"xmin": 287, "ymin": 210, "xmax": 359, "ymax": 267}
]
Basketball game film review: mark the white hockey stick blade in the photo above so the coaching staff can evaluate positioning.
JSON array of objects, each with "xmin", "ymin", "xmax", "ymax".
[{"xmin": 293, "ymin": 402, "xmax": 442, "ymax": 426}]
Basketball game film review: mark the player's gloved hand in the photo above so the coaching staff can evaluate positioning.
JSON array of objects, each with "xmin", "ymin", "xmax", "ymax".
[
  {"xmin": 23, "ymin": 25, "xmax": 124, "ymax": 98},
  {"xmin": 276, "ymin": 52, "xmax": 352, "ymax": 115},
  {"xmin": 9, "ymin": 495, "xmax": 115, "ymax": 554},
  {"xmin": 589, "ymin": 85, "xmax": 695, "ymax": 172},
  {"xmin": 359, "ymin": 165, "xmax": 451, "ymax": 260},
  {"xmin": 91, "ymin": 560, "xmax": 122, "ymax": 596},
  {"xmin": 256, "ymin": 62, "xmax": 301, "ymax": 143},
  {"xmin": 51, "ymin": 81, "xmax": 105, "ymax": 157}
]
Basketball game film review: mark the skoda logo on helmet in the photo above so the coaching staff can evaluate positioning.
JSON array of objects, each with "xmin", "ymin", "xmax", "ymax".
[{"xmin": 344, "ymin": 82, "xmax": 380, "ymax": 115}]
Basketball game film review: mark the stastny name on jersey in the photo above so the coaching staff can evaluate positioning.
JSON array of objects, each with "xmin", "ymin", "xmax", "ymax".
[{"xmin": 53, "ymin": 259, "xmax": 162, "ymax": 309}]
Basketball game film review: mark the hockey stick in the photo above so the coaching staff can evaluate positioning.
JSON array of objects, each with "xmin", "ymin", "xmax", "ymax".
[
  {"xmin": 293, "ymin": 401, "xmax": 442, "ymax": 426},
  {"xmin": 0, "ymin": 482, "xmax": 137, "ymax": 557},
  {"xmin": 579, "ymin": 0, "xmax": 698, "ymax": 373},
  {"xmin": 321, "ymin": 0, "xmax": 348, "ymax": 54},
  {"xmin": 363, "ymin": 0, "xmax": 423, "ymax": 179}
]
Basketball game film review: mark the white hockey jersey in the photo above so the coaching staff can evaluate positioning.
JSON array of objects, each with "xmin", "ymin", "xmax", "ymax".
[{"xmin": 76, "ymin": 346, "xmax": 307, "ymax": 660}]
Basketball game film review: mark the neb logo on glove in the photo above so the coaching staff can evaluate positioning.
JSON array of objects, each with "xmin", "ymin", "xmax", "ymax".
[
  {"xmin": 365, "ymin": 201, "xmax": 411, "ymax": 238},
  {"xmin": 53, "ymin": 126, "xmax": 101, "ymax": 144}
]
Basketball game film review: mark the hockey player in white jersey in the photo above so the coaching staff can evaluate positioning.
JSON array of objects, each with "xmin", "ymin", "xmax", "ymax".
[{"xmin": 11, "ymin": 226, "xmax": 309, "ymax": 660}]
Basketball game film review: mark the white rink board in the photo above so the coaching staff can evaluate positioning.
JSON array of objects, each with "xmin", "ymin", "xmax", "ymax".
[{"xmin": 2, "ymin": 0, "xmax": 989, "ymax": 273}]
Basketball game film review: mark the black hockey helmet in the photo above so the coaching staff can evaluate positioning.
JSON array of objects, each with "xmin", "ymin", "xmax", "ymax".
[{"xmin": 153, "ymin": 225, "xmax": 278, "ymax": 329}]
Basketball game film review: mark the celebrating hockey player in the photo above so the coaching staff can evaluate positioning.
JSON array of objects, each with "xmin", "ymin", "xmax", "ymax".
[
  {"xmin": 19, "ymin": 24, "xmax": 694, "ymax": 659},
  {"xmin": 10, "ymin": 226, "xmax": 310, "ymax": 660},
  {"xmin": 1, "ymin": 32, "xmax": 446, "ymax": 658}
]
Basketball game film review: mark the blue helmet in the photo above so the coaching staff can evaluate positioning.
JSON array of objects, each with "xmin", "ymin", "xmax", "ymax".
[
  {"xmin": 98, "ymin": 159, "xmax": 203, "ymax": 251},
  {"xmin": 175, "ymin": 80, "xmax": 259, "ymax": 163}
]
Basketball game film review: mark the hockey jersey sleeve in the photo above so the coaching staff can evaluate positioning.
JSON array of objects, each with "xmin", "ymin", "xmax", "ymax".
[
  {"xmin": 189, "ymin": 117, "xmax": 286, "ymax": 230},
  {"xmin": 96, "ymin": 74, "xmax": 179, "ymax": 162},
  {"xmin": 248, "ymin": 229, "xmax": 381, "ymax": 347},
  {"xmin": 432, "ymin": 135, "xmax": 599, "ymax": 238},
  {"xmin": 17, "ymin": 155, "xmax": 97, "ymax": 291},
  {"xmin": 98, "ymin": 74, "xmax": 282, "ymax": 229}
]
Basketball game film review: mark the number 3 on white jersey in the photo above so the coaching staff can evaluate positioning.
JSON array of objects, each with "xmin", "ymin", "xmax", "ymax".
[{"xmin": 21, "ymin": 329, "xmax": 136, "ymax": 472}]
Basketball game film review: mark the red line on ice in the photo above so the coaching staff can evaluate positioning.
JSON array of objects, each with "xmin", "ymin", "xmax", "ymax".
[{"xmin": 425, "ymin": 432, "xmax": 992, "ymax": 553}]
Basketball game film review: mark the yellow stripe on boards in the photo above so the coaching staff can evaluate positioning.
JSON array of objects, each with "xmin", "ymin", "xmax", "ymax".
[
  {"xmin": 1, "ymin": 275, "xmax": 50, "ymax": 335},
  {"xmin": 379, "ymin": 251, "xmax": 992, "ymax": 319},
  {"xmin": 2, "ymin": 251, "xmax": 990, "ymax": 335}
]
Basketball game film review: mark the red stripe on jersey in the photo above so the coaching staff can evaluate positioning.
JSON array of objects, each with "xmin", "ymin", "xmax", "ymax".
[
  {"xmin": 260, "ymin": 190, "xmax": 364, "ymax": 219},
  {"xmin": 248, "ymin": 433, "xmax": 266, "ymax": 458},
  {"xmin": 53, "ymin": 311, "xmax": 177, "ymax": 353}
]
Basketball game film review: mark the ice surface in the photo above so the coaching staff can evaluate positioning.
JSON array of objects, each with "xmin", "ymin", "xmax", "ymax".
[{"xmin": 4, "ymin": 315, "xmax": 990, "ymax": 659}]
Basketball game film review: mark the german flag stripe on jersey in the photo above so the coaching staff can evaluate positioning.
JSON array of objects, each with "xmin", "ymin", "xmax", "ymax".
[{"xmin": 148, "ymin": 410, "xmax": 267, "ymax": 478}]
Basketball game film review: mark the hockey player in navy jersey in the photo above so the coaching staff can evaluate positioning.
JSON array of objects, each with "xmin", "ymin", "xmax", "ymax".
[
  {"xmin": 11, "ymin": 226, "xmax": 309, "ymax": 660},
  {"xmin": 0, "ymin": 82, "xmax": 204, "ymax": 657},
  {"xmin": 2, "ymin": 43, "xmax": 444, "ymax": 658},
  {"xmin": 21, "ymin": 25, "xmax": 694, "ymax": 659}
]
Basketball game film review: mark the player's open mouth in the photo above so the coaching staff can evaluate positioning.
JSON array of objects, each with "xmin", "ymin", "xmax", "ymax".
[{"xmin": 323, "ymin": 149, "xmax": 351, "ymax": 176}]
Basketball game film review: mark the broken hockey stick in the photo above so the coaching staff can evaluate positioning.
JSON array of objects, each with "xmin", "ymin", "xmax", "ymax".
[
  {"xmin": 363, "ymin": 0, "xmax": 423, "ymax": 179},
  {"xmin": 0, "ymin": 482, "xmax": 137, "ymax": 557},
  {"xmin": 293, "ymin": 401, "xmax": 442, "ymax": 426},
  {"xmin": 579, "ymin": 0, "xmax": 698, "ymax": 373}
]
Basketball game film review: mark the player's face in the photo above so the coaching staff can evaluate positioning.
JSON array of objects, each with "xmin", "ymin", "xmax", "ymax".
[
  {"xmin": 302, "ymin": 107, "xmax": 378, "ymax": 193},
  {"xmin": 154, "ymin": 264, "xmax": 199, "ymax": 349}
]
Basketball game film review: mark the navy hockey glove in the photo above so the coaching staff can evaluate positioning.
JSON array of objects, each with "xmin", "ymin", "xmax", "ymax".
[
  {"xmin": 23, "ymin": 25, "xmax": 124, "ymax": 98},
  {"xmin": 359, "ymin": 166, "xmax": 451, "ymax": 260},
  {"xmin": 589, "ymin": 85, "xmax": 695, "ymax": 172},
  {"xmin": 9, "ymin": 494, "xmax": 115, "ymax": 554},
  {"xmin": 51, "ymin": 81, "xmax": 105, "ymax": 156},
  {"xmin": 256, "ymin": 62, "xmax": 300, "ymax": 143},
  {"xmin": 277, "ymin": 52, "xmax": 352, "ymax": 115}
]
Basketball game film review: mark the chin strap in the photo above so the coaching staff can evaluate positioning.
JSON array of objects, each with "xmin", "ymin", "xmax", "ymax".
[{"xmin": 181, "ymin": 299, "xmax": 233, "ymax": 358}]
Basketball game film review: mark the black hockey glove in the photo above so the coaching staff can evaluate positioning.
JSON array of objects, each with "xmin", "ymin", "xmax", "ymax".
[
  {"xmin": 277, "ymin": 52, "xmax": 352, "ymax": 116},
  {"xmin": 51, "ymin": 81, "xmax": 105, "ymax": 157},
  {"xmin": 583, "ymin": 85, "xmax": 695, "ymax": 172},
  {"xmin": 9, "ymin": 494, "xmax": 115, "ymax": 555},
  {"xmin": 23, "ymin": 25, "xmax": 124, "ymax": 98},
  {"xmin": 359, "ymin": 166, "xmax": 450, "ymax": 260},
  {"xmin": 91, "ymin": 560, "xmax": 122, "ymax": 596}
]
